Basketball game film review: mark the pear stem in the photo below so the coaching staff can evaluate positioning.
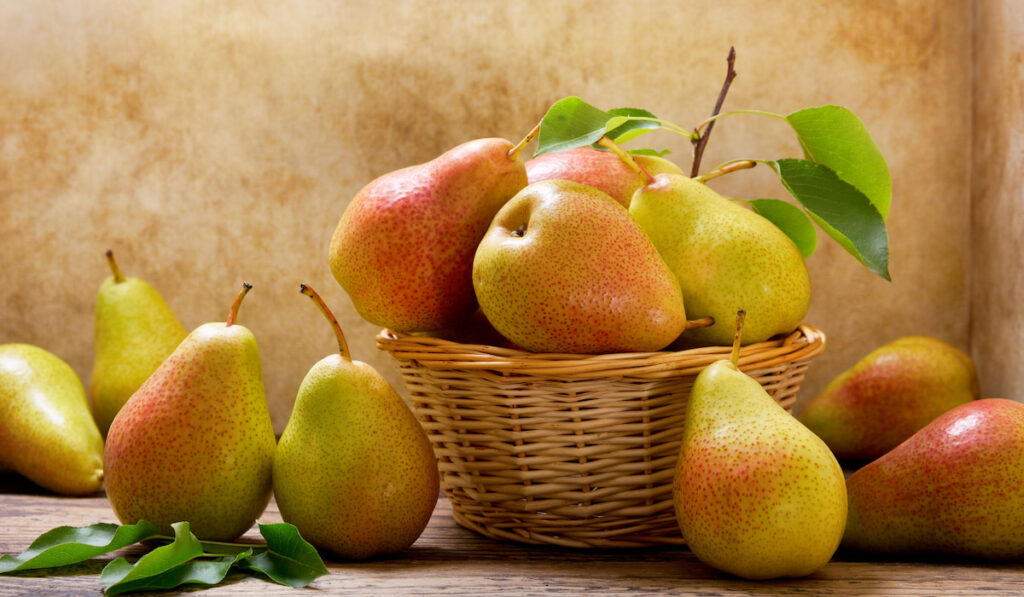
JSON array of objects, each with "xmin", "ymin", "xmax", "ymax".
[
  {"xmin": 730, "ymin": 309, "xmax": 746, "ymax": 368},
  {"xmin": 690, "ymin": 46, "xmax": 737, "ymax": 177},
  {"xmin": 695, "ymin": 160, "xmax": 757, "ymax": 183},
  {"xmin": 300, "ymin": 284, "xmax": 352, "ymax": 361},
  {"xmin": 508, "ymin": 122, "xmax": 541, "ymax": 160},
  {"xmin": 226, "ymin": 282, "xmax": 252, "ymax": 327},
  {"xmin": 104, "ymin": 250, "xmax": 126, "ymax": 283},
  {"xmin": 685, "ymin": 316, "xmax": 714, "ymax": 330},
  {"xmin": 597, "ymin": 136, "xmax": 655, "ymax": 184}
]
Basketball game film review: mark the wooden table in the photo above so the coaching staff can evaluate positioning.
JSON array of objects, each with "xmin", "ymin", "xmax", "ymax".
[{"xmin": 1, "ymin": 475, "xmax": 1022, "ymax": 596}]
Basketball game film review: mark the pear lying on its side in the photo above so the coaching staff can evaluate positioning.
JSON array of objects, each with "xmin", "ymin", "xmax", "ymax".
[
  {"xmin": 800, "ymin": 336, "xmax": 979, "ymax": 461},
  {"xmin": 472, "ymin": 179, "xmax": 686, "ymax": 354},
  {"xmin": 274, "ymin": 285, "xmax": 439, "ymax": 560},
  {"xmin": 0, "ymin": 344, "xmax": 104, "ymax": 495},
  {"xmin": 844, "ymin": 398, "xmax": 1024, "ymax": 559},
  {"xmin": 525, "ymin": 146, "xmax": 683, "ymax": 207}
]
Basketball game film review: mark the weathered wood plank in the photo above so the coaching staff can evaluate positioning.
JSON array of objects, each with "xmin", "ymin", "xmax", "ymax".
[{"xmin": 1, "ymin": 475, "xmax": 1023, "ymax": 595}]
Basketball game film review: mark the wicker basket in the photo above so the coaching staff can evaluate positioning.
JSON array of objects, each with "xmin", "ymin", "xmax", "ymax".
[{"xmin": 376, "ymin": 324, "xmax": 826, "ymax": 548}]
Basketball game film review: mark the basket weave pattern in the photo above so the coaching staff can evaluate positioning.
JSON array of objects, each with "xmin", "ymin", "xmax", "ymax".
[{"xmin": 377, "ymin": 324, "xmax": 826, "ymax": 548}]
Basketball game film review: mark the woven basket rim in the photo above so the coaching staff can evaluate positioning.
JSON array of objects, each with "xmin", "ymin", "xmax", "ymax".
[{"xmin": 376, "ymin": 323, "xmax": 825, "ymax": 379}]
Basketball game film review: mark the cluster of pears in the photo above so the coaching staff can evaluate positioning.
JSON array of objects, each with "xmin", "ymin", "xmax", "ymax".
[
  {"xmin": 1, "ymin": 251, "xmax": 440, "ymax": 560},
  {"xmin": 329, "ymin": 137, "xmax": 810, "ymax": 354}
]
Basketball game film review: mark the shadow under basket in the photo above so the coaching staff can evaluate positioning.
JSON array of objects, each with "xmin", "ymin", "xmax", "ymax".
[{"xmin": 376, "ymin": 324, "xmax": 826, "ymax": 549}]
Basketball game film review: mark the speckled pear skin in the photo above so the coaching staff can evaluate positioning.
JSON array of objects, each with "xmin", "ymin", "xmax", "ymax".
[
  {"xmin": 800, "ymin": 336, "xmax": 979, "ymax": 461},
  {"xmin": 0, "ymin": 344, "xmax": 104, "ymax": 495},
  {"xmin": 630, "ymin": 174, "xmax": 811, "ymax": 346},
  {"xmin": 472, "ymin": 179, "xmax": 686, "ymax": 354},
  {"xmin": 525, "ymin": 147, "xmax": 683, "ymax": 208},
  {"xmin": 674, "ymin": 360, "xmax": 847, "ymax": 580},
  {"xmin": 90, "ymin": 273, "xmax": 187, "ymax": 436},
  {"xmin": 104, "ymin": 322, "xmax": 276, "ymax": 541},
  {"xmin": 329, "ymin": 137, "xmax": 527, "ymax": 333},
  {"xmin": 844, "ymin": 398, "xmax": 1024, "ymax": 559},
  {"xmin": 273, "ymin": 354, "xmax": 439, "ymax": 560}
]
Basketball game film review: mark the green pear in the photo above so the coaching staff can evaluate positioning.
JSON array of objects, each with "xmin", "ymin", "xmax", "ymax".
[
  {"xmin": 330, "ymin": 137, "xmax": 528, "ymax": 333},
  {"xmin": 800, "ymin": 336, "xmax": 979, "ymax": 461},
  {"xmin": 273, "ymin": 285, "xmax": 439, "ymax": 560},
  {"xmin": 90, "ymin": 250, "xmax": 187, "ymax": 436},
  {"xmin": 630, "ymin": 174, "xmax": 811, "ymax": 346},
  {"xmin": 472, "ymin": 179, "xmax": 686, "ymax": 354},
  {"xmin": 0, "ymin": 344, "xmax": 104, "ymax": 495},
  {"xmin": 525, "ymin": 146, "xmax": 683, "ymax": 207},
  {"xmin": 844, "ymin": 398, "xmax": 1024, "ymax": 559},
  {"xmin": 104, "ymin": 283, "xmax": 276, "ymax": 541},
  {"xmin": 674, "ymin": 312, "xmax": 846, "ymax": 579}
]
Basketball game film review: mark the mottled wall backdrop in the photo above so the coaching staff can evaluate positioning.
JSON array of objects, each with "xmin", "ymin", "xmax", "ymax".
[{"xmin": 2, "ymin": 0, "xmax": 1004, "ymax": 433}]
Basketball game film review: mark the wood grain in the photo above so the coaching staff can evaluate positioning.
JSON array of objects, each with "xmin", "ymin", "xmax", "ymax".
[{"xmin": 1, "ymin": 475, "xmax": 1022, "ymax": 595}]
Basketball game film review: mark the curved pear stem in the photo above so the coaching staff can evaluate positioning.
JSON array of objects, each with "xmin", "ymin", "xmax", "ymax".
[
  {"xmin": 695, "ymin": 160, "xmax": 757, "ymax": 184},
  {"xmin": 300, "ymin": 284, "xmax": 351, "ymax": 361},
  {"xmin": 508, "ymin": 122, "xmax": 541, "ymax": 161},
  {"xmin": 226, "ymin": 282, "xmax": 252, "ymax": 327},
  {"xmin": 105, "ymin": 250, "xmax": 126, "ymax": 283},
  {"xmin": 685, "ymin": 316, "xmax": 714, "ymax": 330},
  {"xmin": 730, "ymin": 309, "xmax": 746, "ymax": 368},
  {"xmin": 597, "ymin": 136, "xmax": 655, "ymax": 184}
]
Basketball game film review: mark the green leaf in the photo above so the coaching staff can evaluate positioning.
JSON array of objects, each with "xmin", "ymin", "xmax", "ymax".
[
  {"xmin": 786, "ymin": 105, "xmax": 891, "ymax": 219},
  {"xmin": 0, "ymin": 520, "xmax": 159, "ymax": 573},
  {"xmin": 103, "ymin": 551, "xmax": 250, "ymax": 596},
  {"xmin": 748, "ymin": 199, "xmax": 818, "ymax": 258},
  {"xmin": 535, "ymin": 97, "xmax": 611, "ymax": 156},
  {"xmin": 238, "ymin": 523, "xmax": 328, "ymax": 588},
  {"xmin": 101, "ymin": 521, "xmax": 203, "ymax": 591},
  {"xmin": 605, "ymin": 108, "xmax": 660, "ymax": 144},
  {"xmin": 770, "ymin": 158, "xmax": 890, "ymax": 280},
  {"xmin": 628, "ymin": 148, "xmax": 671, "ymax": 157}
]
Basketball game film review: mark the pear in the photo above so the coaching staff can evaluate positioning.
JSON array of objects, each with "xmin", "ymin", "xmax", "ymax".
[
  {"xmin": 800, "ymin": 336, "xmax": 979, "ymax": 461},
  {"xmin": 90, "ymin": 250, "xmax": 187, "ymax": 436},
  {"xmin": 844, "ymin": 398, "xmax": 1024, "ymax": 559},
  {"xmin": 104, "ymin": 283, "xmax": 276, "ymax": 541},
  {"xmin": 329, "ymin": 137, "xmax": 528, "ymax": 333},
  {"xmin": 525, "ymin": 146, "xmax": 683, "ymax": 207},
  {"xmin": 674, "ymin": 312, "xmax": 846, "ymax": 580},
  {"xmin": 630, "ymin": 174, "xmax": 811, "ymax": 346},
  {"xmin": 472, "ymin": 179, "xmax": 686, "ymax": 354},
  {"xmin": 0, "ymin": 344, "xmax": 104, "ymax": 495},
  {"xmin": 273, "ymin": 285, "xmax": 439, "ymax": 560}
]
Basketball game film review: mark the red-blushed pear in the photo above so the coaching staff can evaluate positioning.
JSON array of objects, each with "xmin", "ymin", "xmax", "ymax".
[
  {"xmin": 799, "ymin": 336, "xmax": 979, "ymax": 461},
  {"xmin": 472, "ymin": 179, "xmax": 686, "ymax": 354},
  {"xmin": 273, "ymin": 285, "xmax": 439, "ymax": 560},
  {"xmin": 104, "ymin": 283, "xmax": 276, "ymax": 541},
  {"xmin": 630, "ymin": 174, "xmax": 811, "ymax": 346},
  {"xmin": 674, "ymin": 312, "xmax": 846, "ymax": 580},
  {"xmin": 525, "ymin": 146, "xmax": 683, "ymax": 208},
  {"xmin": 90, "ymin": 250, "xmax": 187, "ymax": 436},
  {"xmin": 329, "ymin": 137, "xmax": 529, "ymax": 333},
  {"xmin": 843, "ymin": 398, "xmax": 1024, "ymax": 559},
  {"xmin": 0, "ymin": 344, "xmax": 104, "ymax": 495}
]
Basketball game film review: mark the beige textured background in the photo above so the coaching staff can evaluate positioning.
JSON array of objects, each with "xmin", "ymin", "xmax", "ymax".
[{"xmin": 1, "ymin": 0, "xmax": 1012, "ymax": 434}]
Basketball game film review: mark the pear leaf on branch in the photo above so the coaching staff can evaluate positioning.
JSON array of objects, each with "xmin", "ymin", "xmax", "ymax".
[
  {"xmin": 535, "ymin": 97, "xmax": 670, "ymax": 157},
  {"xmin": 747, "ymin": 198, "xmax": 818, "ymax": 258},
  {"xmin": 770, "ymin": 158, "xmax": 890, "ymax": 280},
  {"xmin": 786, "ymin": 105, "xmax": 891, "ymax": 219},
  {"xmin": 0, "ymin": 520, "xmax": 159, "ymax": 573}
]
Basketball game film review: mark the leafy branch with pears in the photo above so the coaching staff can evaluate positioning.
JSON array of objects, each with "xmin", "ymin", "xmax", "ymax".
[{"xmin": 532, "ymin": 47, "xmax": 891, "ymax": 280}]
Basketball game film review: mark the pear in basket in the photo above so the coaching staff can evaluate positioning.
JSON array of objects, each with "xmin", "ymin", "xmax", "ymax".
[
  {"xmin": 472, "ymin": 179, "xmax": 686, "ymax": 354},
  {"xmin": 330, "ymin": 137, "xmax": 528, "ymax": 333},
  {"xmin": 630, "ymin": 174, "xmax": 810, "ymax": 346},
  {"xmin": 674, "ymin": 311, "xmax": 846, "ymax": 580},
  {"xmin": 844, "ymin": 398, "xmax": 1024, "ymax": 559},
  {"xmin": 799, "ymin": 336, "xmax": 979, "ymax": 461},
  {"xmin": 273, "ymin": 285, "xmax": 439, "ymax": 560}
]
